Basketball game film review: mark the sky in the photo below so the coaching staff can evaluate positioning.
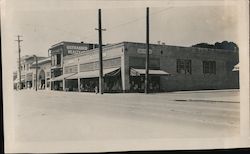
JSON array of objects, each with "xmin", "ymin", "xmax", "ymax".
[{"xmin": 1, "ymin": 0, "xmax": 245, "ymax": 70}]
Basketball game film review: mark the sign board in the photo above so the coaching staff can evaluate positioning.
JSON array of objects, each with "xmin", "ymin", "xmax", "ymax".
[
  {"xmin": 66, "ymin": 45, "xmax": 88, "ymax": 55},
  {"xmin": 137, "ymin": 49, "xmax": 153, "ymax": 54}
]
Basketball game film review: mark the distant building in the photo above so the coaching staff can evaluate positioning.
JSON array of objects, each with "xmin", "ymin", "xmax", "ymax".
[
  {"xmin": 30, "ymin": 57, "xmax": 51, "ymax": 90},
  {"xmin": 14, "ymin": 55, "xmax": 51, "ymax": 90}
]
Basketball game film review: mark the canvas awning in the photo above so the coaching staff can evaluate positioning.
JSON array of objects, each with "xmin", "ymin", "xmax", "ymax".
[
  {"xmin": 130, "ymin": 68, "xmax": 170, "ymax": 76},
  {"xmin": 26, "ymin": 73, "xmax": 33, "ymax": 81},
  {"xmin": 67, "ymin": 67, "xmax": 121, "ymax": 79},
  {"xmin": 232, "ymin": 63, "xmax": 239, "ymax": 71},
  {"xmin": 14, "ymin": 78, "xmax": 25, "ymax": 83},
  {"xmin": 51, "ymin": 73, "xmax": 76, "ymax": 81}
]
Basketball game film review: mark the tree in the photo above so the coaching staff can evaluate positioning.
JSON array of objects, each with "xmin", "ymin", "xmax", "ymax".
[{"xmin": 192, "ymin": 41, "xmax": 238, "ymax": 51}]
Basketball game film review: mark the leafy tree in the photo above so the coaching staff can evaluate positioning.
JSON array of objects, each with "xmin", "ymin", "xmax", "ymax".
[{"xmin": 192, "ymin": 41, "xmax": 239, "ymax": 51}]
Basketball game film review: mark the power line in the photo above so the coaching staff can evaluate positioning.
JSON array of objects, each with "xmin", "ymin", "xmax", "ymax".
[
  {"xmin": 106, "ymin": 7, "xmax": 174, "ymax": 32},
  {"xmin": 80, "ymin": 7, "xmax": 174, "ymax": 41},
  {"xmin": 17, "ymin": 7, "xmax": 174, "ymax": 44}
]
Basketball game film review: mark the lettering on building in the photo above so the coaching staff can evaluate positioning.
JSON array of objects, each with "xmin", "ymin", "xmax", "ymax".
[
  {"xmin": 137, "ymin": 49, "xmax": 153, "ymax": 54},
  {"xmin": 66, "ymin": 45, "xmax": 89, "ymax": 55}
]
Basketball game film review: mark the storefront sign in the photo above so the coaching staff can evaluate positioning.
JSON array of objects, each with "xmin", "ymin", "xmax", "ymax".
[
  {"xmin": 137, "ymin": 49, "xmax": 153, "ymax": 54},
  {"xmin": 66, "ymin": 45, "xmax": 88, "ymax": 55}
]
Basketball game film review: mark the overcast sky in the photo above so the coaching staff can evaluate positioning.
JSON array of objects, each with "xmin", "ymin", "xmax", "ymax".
[{"xmin": 1, "ymin": 0, "xmax": 244, "ymax": 70}]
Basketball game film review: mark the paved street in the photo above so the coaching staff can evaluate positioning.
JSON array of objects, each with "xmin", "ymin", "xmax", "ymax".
[{"xmin": 9, "ymin": 89, "xmax": 240, "ymax": 144}]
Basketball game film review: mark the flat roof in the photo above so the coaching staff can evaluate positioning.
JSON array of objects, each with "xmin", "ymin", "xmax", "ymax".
[{"xmin": 49, "ymin": 41, "xmax": 99, "ymax": 50}]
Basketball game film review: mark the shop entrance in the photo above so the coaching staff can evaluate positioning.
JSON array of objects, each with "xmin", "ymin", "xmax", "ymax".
[
  {"xmin": 80, "ymin": 78, "xmax": 98, "ymax": 92},
  {"xmin": 130, "ymin": 76, "xmax": 160, "ymax": 93},
  {"xmin": 39, "ymin": 69, "xmax": 46, "ymax": 89},
  {"xmin": 65, "ymin": 79, "xmax": 78, "ymax": 91},
  {"xmin": 52, "ymin": 81, "xmax": 63, "ymax": 91}
]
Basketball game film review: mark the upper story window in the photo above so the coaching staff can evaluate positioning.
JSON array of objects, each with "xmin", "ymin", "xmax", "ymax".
[
  {"xmin": 177, "ymin": 59, "xmax": 192, "ymax": 74},
  {"xmin": 203, "ymin": 61, "xmax": 216, "ymax": 74},
  {"xmin": 56, "ymin": 54, "xmax": 61, "ymax": 65},
  {"xmin": 51, "ymin": 54, "xmax": 61, "ymax": 66}
]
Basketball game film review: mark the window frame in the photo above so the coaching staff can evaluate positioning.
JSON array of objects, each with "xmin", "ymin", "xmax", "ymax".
[{"xmin": 176, "ymin": 59, "xmax": 192, "ymax": 75}]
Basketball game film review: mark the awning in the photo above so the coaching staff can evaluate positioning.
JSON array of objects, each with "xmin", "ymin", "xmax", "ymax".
[
  {"xmin": 232, "ymin": 63, "xmax": 239, "ymax": 71},
  {"xmin": 26, "ymin": 73, "xmax": 33, "ymax": 81},
  {"xmin": 51, "ymin": 73, "xmax": 76, "ymax": 81},
  {"xmin": 14, "ymin": 78, "xmax": 25, "ymax": 83},
  {"xmin": 14, "ymin": 78, "xmax": 19, "ymax": 83},
  {"xmin": 130, "ymin": 68, "xmax": 170, "ymax": 76},
  {"xmin": 67, "ymin": 67, "xmax": 120, "ymax": 79}
]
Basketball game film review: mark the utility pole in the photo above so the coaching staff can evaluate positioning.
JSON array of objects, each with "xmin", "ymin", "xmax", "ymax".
[
  {"xmin": 145, "ymin": 7, "xmax": 150, "ymax": 94},
  {"xmin": 15, "ymin": 35, "xmax": 23, "ymax": 90},
  {"xmin": 95, "ymin": 9, "xmax": 106, "ymax": 94}
]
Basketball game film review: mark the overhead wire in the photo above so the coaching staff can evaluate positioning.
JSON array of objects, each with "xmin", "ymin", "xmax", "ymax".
[{"xmin": 19, "ymin": 6, "xmax": 174, "ymax": 43}]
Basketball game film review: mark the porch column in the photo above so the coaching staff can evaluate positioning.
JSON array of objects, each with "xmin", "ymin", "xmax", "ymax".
[
  {"xmin": 78, "ymin": 78, "xmax": 81, "ymax": 92},
  {"xmin": 77, "ymin": 58, "xmax": 80, "ymax": 92},
  {"xmin": 45, "ymin": 76, "xmax": 47, "ymax": 90},
  {"xmin": 121, "ymin": 53, "xmax": 130, "ymax": 92},
  {"xmin": 63, "ymin": 79, "xmax": 65, "ymax": 91}
]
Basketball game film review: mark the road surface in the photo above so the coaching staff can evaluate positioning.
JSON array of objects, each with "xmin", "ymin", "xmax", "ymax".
[
  {"xmin": 11, "ymin": 89, "xmax": 239, "ymax": 139},
  {"xmin": 6, "ymin": 89, "xmax": 240, "ymax": 152}
]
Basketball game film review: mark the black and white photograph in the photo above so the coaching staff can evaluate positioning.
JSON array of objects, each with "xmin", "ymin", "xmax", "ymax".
[{"xmin": 1, "ymin": 0, "xmax": 249, "ymax": 153}]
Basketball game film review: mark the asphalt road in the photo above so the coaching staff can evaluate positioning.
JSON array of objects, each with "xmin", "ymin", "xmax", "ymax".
[{"xmin": 7, "ymin": 89, "xmax": 240, "ymax": 152}]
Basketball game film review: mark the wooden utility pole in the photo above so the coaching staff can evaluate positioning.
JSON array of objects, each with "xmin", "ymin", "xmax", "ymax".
[
  {"xmin": 145, "ymin": 7, "xmax": 150, "ymax": 94},
  {"xmin": 15, "ymin": 35, "xmax": 23, "ymax": 90},
  {"xmin": 95, "ymin": 9, "xmax": 106, "ymax": 94}
]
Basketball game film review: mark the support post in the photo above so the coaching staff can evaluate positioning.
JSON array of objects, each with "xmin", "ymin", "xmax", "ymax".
[
  {"xmin": 35, "ymin": 55, "xmax": 38, "ymax": 91},
  {"xmin": 95, "ymin": 9, "xmax": 106, "ymax": 94},
  {"xmin": 145, "ymin": 7, "xmax": 150, "ymax": 94}
]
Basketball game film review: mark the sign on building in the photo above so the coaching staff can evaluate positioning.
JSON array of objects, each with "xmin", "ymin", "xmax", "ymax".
[
  {"xmin": 66, "ymin": 45, "xmax": 88, "ymax": 55},
  {"xmin": 137, "ymin": 49, "xmax": 153, "ymax": 54}
]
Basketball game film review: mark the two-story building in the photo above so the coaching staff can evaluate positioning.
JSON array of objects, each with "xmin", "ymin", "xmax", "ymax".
[
  {"xmin": 49, "ymin": 41, "xmax": 99, "ymax": 90},
  {"xmin": 14, "ymin": 55, "xmax": 51, "ymax": 90}
]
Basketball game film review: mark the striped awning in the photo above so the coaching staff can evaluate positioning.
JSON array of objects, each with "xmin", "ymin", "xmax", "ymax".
[
  {"xmin": 67, "ymin": 67, "xmax": 120, "ymax": 79},
  {"xmin": 130, "ymin": 68, "xmax": 170, "ymax": 76}
]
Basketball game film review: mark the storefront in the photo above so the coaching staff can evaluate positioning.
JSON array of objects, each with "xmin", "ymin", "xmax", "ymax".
[
  {"xmin": 129, "ymin": 68, "xmax": 169, "ymax": 92},
  {"xmin": 61, "ymin": 41, "xmax": 239, "ymax": 92}
]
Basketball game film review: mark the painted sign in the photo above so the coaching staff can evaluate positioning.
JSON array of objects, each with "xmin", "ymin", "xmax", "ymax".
[
  {"xmin": 66, "ymin": 45, "xmax": 88, "ymax": 55},
  {"xmin": 137, "ymin": 49, "xmax": 153, "ymax": 54}
]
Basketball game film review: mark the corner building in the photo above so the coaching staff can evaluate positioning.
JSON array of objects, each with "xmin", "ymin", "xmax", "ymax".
[{"xmin": 53, "ymin": 41, "xmax": 239, "ymax": 93}]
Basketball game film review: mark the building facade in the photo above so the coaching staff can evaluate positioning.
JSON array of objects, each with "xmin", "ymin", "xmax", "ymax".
[
  {"xmin": 49, "ymin": 41, "xmax": 99, "ymax": 90},
  {"xmin": 14, "ymin": 55, "xmax": 51, "ymax": 90},
  {"xmin": 51, "ymin": 42, "xmax": 239, "ymax": 93}
]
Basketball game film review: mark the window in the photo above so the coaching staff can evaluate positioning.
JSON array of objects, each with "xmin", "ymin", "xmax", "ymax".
[
  {"xmin": 56, "ymin": 54, "xmax": 61, "ymax": 65},
  {"xmin": 177, "ymin": 59, "xmax": 192, "ymax": 74},
  {"xmin": 203, "ymin": 61, "xmax": 216, "ymax": 74}
]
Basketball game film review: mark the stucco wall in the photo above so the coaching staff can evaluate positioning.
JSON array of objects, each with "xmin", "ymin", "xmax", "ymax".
[{"xmin": 125, "ymin": 42, "xmax": 239, "ymax": 91}]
